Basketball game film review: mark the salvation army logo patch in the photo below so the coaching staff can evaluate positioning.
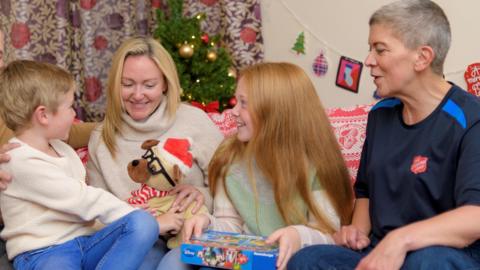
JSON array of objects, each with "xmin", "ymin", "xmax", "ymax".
[{"xmin": 410, "ymin": 155, "xmax": 428, "ymax": 175}]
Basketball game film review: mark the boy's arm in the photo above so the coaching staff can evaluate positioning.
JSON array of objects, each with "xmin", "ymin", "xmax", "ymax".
[{"xmin": 7, "ymin": 156, "xmax": 132, "ymax": 224}]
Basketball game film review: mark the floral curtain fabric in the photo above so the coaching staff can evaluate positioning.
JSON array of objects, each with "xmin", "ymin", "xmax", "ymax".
[{"xmin": 0, "ymin": 0, "xmax": 263, "ymax": 121}]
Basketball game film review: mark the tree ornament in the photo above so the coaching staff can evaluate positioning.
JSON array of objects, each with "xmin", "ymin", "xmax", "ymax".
[
  {"xmin": 227, "ymin": 67, "xmax": 237, "ymax": 78},
  {"xmin": 312, "ymin": 50, "xmax": 328, "ymax": 77},
  {"xmin": 179, "ymin": 43, "xmax": 194, "ymax": 58},
  {"xmin": 191, "ymin": 101, "xmax": 219, "ymax": 113},
  {"xmin": 195, "ymin": 12, "xmax": 206, "ymax": 21},
  {"xmin": 292, "ymin": 32, "xmax": 305, "ymax": 55},
  {"xmin": 201, "ymin": 33, "xmax": 209, "ymax": 43},
  {"xmin": 206, "ymin": 50, "xmax": 218, "ymax": 62},
  {"xmin": 229, "ymin": 97, "xmax": 237, "ymax": 107},
  {"xmin": 154, "ymin": 0, "xmax": 235, "ymax": 112}
]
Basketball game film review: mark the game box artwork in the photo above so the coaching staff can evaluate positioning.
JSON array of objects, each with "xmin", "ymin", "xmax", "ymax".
[{"xmin": 181, "ymin": 230, "xmax": 279, "ymax": 270}]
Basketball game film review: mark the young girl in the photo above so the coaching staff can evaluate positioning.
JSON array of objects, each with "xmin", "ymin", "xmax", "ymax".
[{"xmin": 183, "ymin": 62, "xmax": 354, "ymax": 269}]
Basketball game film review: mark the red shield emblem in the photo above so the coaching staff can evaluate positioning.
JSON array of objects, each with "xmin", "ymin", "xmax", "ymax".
[{"xmin": 410, "ymin": 155, "xmax": 428, "ymax": 174}]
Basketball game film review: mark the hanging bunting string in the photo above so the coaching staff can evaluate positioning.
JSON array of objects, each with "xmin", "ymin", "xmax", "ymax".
[
  {"xmin": 278, "ymin": 0, "xmax": 346, "ymax": 57},
  {"xmin": 278, "ymin": 0, "xmax": 465, "ymax": 77}
]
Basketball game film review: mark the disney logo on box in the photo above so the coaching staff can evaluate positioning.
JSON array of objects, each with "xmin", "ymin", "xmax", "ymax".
[{"xmin": 183, "ymin": 248, "xmax": 196, "ymax": 257}]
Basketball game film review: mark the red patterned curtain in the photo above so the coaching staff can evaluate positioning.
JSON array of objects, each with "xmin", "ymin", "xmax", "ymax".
[{"xmin": 0, "ymin": 0, "xmax": 263, "ymax": 121}]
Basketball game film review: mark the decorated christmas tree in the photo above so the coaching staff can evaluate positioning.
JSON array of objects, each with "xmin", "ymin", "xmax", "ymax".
[
  {"xmin": 154, "ymin": 0, "xmax": 236, "ymax": 112},
  {"xmin": 292, "ymin": 32, "xmax": 305, "ymax": 55}
]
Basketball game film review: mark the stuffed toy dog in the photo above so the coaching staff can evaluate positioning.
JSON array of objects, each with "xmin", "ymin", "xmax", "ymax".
[{"xmin": 127, "ymin": 138, "xmax": 208, "ymax": 248}]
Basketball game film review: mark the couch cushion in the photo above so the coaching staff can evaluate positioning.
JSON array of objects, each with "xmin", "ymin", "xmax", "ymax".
[
  {"xmin": 327, "ymin": 104, "xmax": 372, "ymax": 182},
  {"xmin": 207, "ymin": 109, "xmax": 237, "ymax": 137}
]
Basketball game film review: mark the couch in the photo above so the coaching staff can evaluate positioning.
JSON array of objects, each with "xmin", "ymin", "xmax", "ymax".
[
  {"xmin": 0, "ymin": 104, "xmax": 371, "ymax": 269},
  {"xmin": 75, "ymin": 104, "xmax": 372, "ymax": 183}
]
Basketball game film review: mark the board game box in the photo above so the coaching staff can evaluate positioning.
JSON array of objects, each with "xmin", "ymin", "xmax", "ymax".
[{"xmin": 181, "ymin": 230, "xmax": 279, "ymax": 270}]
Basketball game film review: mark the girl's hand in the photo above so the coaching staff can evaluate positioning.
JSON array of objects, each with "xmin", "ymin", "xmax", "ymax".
[
  {"xmin": 156, "ymin": 206, "xmax": 184, "ymax": 235},
  {"xmin": 0, "ymin": 142, "xmax": 20, "ymax": 190},
  {"xmin": 333, "ymin": 225, "xmax": 370, "ymax": 250},
  {"xmin": 169, "ymin": 184, "xmax": 205, "ymax": 214},
  {"xmin": 266, "ymin": 226, "xmax": 301, "ymax": 270},
  {"xmin": 182, "ymin": 213, "xmax": 210, "ymax": 242}
]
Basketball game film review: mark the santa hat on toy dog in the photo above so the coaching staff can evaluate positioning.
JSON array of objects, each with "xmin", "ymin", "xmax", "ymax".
[{"xmin": 156, "ymin": 138, "xmax": 193, "ymax": 175}]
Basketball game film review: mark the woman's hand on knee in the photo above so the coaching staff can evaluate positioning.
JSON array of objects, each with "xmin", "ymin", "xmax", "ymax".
[
  {"xmin": 356, "ymin": 231, "xmax": 406, "ymax": 270},
  {"xmin": 0, "ymin": 142, "xmax": 20, "ymax": 190},
  {"xmin": 333, "ymin": 225, "xmax": 370, "ymax": 250},
  {"xmin": 169, "ymin": 184, "xmax": 205, "ymax": 214},
  {"xmin": 182, "ymin": 213, "xmax": 210, "ymax": 243}
]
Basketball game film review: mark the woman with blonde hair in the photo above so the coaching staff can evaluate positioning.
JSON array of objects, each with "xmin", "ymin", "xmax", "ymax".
[
  {"xmin": 87, "ymin": 36, "xmax": 224, "ymax": 269},
  {"xmin": 183, "ymin": 62, "xmax": 354, "ymax": 270}
]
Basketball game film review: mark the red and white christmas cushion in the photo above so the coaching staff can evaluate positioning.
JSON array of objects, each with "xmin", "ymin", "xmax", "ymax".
[
  {"xmin": 326, "ymin": 104, "xmax": 372, "ymax": 182},
  {"xmin": 207, "ymin": 109, "xmax": 237, "ymax": 137}
]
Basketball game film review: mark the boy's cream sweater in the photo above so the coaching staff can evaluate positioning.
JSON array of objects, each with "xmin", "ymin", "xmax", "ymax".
[{"xmin": 0, "ymin": 138, "xmax": 134, "ymax": 259}]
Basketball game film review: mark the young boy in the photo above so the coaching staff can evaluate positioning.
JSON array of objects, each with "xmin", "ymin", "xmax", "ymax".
[{"xmin": 0, "ymin": 60, "xmax": 159, "ymax": 269}]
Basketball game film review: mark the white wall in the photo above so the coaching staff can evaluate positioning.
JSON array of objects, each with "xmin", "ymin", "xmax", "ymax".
[{"xmin": 261, "ymin": 0, "xmax": 480, "ymax": 108}]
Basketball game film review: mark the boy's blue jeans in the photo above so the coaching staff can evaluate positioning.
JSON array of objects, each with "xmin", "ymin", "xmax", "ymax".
[
  {"xmin": 287, "ymin": 236, "xmax": 480, "ymax": 270},
  {"xmin": 13, "ymin": 210, "xmax": 159, "ymax": 270}
]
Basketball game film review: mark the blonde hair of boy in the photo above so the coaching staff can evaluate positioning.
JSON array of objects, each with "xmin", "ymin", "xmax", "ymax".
[
  {"xmin": 0, "ymin": 60, "xmax": 74, "ymax": 133},
  {"xmin": 208, "ymin": 62, "xmax": 354, "ymax": 233},
  {"xmin": 102, "ymin": 36, "xmax": 182, "ymax": 157}
]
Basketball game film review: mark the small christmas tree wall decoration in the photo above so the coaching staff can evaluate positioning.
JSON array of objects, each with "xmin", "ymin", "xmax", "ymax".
[
  {"xmin": 292, "ymin": 32, "xmax": 306, "ymax": 55},
  {"xmin": 154, "ymin": 0, "xmax": 236, "ymax": 112}
]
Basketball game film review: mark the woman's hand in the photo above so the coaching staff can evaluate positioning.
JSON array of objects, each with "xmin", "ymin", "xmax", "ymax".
[
  {"xmin": 355, "ymin": 230, "xmax": 407, "ymax": 270},
  {"xmin": 169, "ymin": 184, "xmax": 205, "ymax": 214},
  {"xmin": 155, "ymin": 206, "xmax": 184, "ymax": 235},
  {"xmin": 266, "ymin": 226, "xmax": 301, "ymax": 270},
  {"xmin": 333, "ymin": 225, "xmax": 370, "ymax": 250},
  {"xmin": 0, "ymin": 142, "xmax": 20, "ymax": 190},
  {"xmin": 182, "ymin": 213, "xmax": 210, "ymax": 242}
]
